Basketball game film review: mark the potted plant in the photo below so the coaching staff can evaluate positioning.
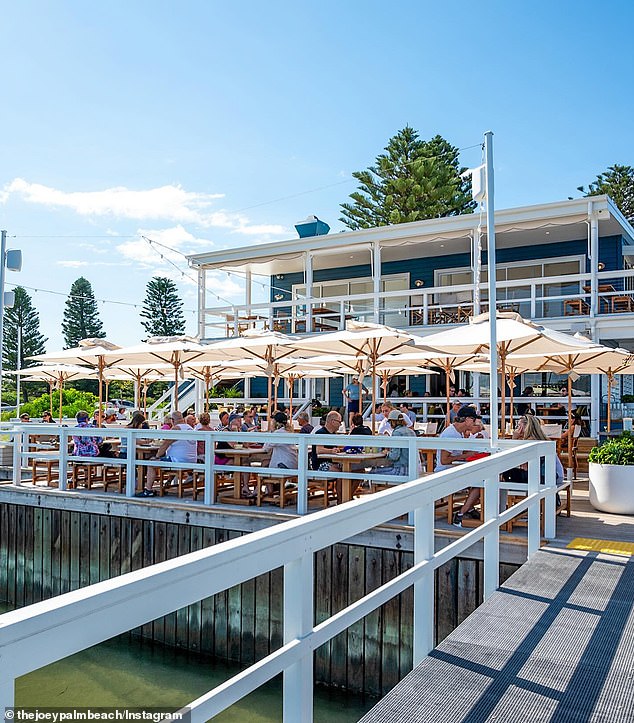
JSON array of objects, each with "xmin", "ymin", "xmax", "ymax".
[{"xmin": 588, "ymin": 431, "xmax": 634, "ymax": 514}]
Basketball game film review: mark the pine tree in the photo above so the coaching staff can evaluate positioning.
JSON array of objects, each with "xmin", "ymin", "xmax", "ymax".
[
  {"xmin": 578, "ymin": 164, "xmax": 634, "ymax": 223},
  {"xmin": 140, "ymin": 277, "xmax": 186, "ymax": 338},
  {"xmin": 340, "ymin": 126, "xmax": 476, "ymax": 230},
  {"xmin": 61, "ymin": 277, "xmax": 105, "ymax": 348},
  {"xmin": 2, "ymin": 287, "xmax": 47, "ymax": 401}
]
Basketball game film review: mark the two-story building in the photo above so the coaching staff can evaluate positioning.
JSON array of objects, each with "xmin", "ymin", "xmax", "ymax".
[{"xmin": 188, "ymin": 195, "xmax": 634, "ymax": 435}]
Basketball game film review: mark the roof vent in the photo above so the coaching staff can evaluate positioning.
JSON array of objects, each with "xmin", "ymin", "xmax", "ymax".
[{"xmin": 294, "ymin": 215, "xmax": 330, "ymax": 238}]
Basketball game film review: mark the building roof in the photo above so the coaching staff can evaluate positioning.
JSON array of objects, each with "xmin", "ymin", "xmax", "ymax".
[{"xmin": 187, "ymin": 195, "xmax": 634, "ymax": 276}]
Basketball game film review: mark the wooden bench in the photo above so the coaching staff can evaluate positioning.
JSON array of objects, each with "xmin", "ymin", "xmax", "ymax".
[{"xmin": 71, "ymin": 461, "xmax": 106, "ymax": 489}]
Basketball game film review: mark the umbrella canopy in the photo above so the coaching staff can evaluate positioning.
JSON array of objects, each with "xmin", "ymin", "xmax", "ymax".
[
  {"xmin": 102, "ymin": 364, "xmax": 172, "ymax": 413},
  {"xmin": 511, "ymin": 345, "xmax": 634, "ymax": 433},
  {"xmin": 289, "ymin": 321, "xmax": 418, "ymax": 431},
  {"xmin": 29, "ymin": 338, "xmax": 122, "ymax": 418},
  {"xmin": 414, "ymin": 312, "xmax": 603, "ymax": 433},
  {"xmin": 377, "ymin": 351, "xmax": 486, "ymax": 423},
  {"xmin": 101, "ymin": 336, "xmax": 208, "ymax": 408},
  {"xmin": 10, "ymin": 363, "xmax": 97, "ymax": 420},
  {"xmin": 201, "ymin": 330, "xmax": 301, "ymax": 420}
]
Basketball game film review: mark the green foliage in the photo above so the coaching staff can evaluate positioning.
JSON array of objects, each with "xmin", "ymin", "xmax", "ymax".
[
  {"xmin": 1, "ymin": 388, "xmax": 99, "ymax": 422},
  {"xmin": 62, "ymin": 277, "xmax": 105, "ymax": 348},
  {"xmin": 579, "ymin": 164, "xmax": 634, "ymax": 223},
  {"xmin": 2, "ymin": 287, "xmax": 48, "ymax": 402},
  {"xmin": 621, "ymin": 394, "xmax": 634, "ymax": 404},
  {"xmin": 588, "ymin": 431, "xmax": 634, "ymax": 466},
  {"xmin": 340, "ymin": 126, "xmax": 476, "ymax": 230},
  {"xmin": 140, "ymin": 277, "xmax": 186, "ymax": 338},
  {"xmin": 209, "ymin": 384, "xmax": 243, "ymax": 398}
]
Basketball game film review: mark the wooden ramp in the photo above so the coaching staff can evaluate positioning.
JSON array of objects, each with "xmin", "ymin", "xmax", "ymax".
[{"xmin": 360, "ymin": 544, "xmax": 634, "ymax": 723}]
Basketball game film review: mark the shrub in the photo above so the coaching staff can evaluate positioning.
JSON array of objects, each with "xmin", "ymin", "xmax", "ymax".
[
  {"xmin": 621, "ymin": 394, "xmax": 634, "ymax": 404},
  {"xmin": 1, "ymin": 388, "xmax": 99, "ymax": 422},
  {"xmin": 589, "ymin": 431, "xmax": 634, "ymax": 466}
]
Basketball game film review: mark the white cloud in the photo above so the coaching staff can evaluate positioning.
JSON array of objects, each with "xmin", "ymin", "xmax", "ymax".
[
  {"xmin": 2, "ymin": 178, "xmax": 291, "ymax": 236},
  {"xmin": 115, "ymin": 225, "xmax": 212, "ymax": 268},
  {"xmin": 57, "ymin": 260, "xmax": 90, "ymax": 268}
]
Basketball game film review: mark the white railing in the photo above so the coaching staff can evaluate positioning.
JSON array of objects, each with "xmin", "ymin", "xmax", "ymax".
[
  {"xmin": 0, "ymin": 438, "xmax": 557, "ymax": 715},
  {"xmin": 201, "ymin": 268, "xmax": 634, "ymax": 337},
  {"xmin": 13, "ymin": 424, "xmax": 540, "ymax": 513}
]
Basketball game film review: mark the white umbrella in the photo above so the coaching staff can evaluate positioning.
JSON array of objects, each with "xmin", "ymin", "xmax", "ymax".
[
  {"xmin": 413, "ymin": 312, "xmax": 603, "ymax": 434},
  {"xmin": 10, "ymin": 363, "xmax": 97, "ymax": 421},
  {"xmin": 377, "ymin": 351, "xmax": 486, "ymax": 423},
  {"xmin": 512, "ymin": 346, "xmax": 634, "ymax": 434},
  {"xmin": 101, "ymin": 336, "xmax": 208, "ymax": 409},
  {"xmin": 289, "ymin": 321, "xmax": 418, "ymax": 432},
  {"xmin": 201, "ymin": 330, "xmax": 301, "ymax": 420},
  {"xmin": 30, "ymin": 338, "xmax": 121, "ymax": 419}
]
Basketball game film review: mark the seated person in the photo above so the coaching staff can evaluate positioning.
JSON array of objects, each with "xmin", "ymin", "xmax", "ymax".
[
  {"xmin": 138, "ymin": 410, "xmax": 196, "ymax": 497},
  {"xmin": 41, "ymin": 411, "xmax": 54, "ymax": 423},
  {"xmin": 241, "ymin": 408, "xmax": 257, "ymax": 432},
  {"xmin": 502, "ymin": 414, "xmax": 565, "ymax": 485},
  {"xmin": 346, "ymin": 413, "xmax": 372, "ymax": 452},
  {"xmin": 195, "ymin": 411, "xmax": 213, "ymax": 462},
  {"xmin": 297, "ymin": 411, "xmax": 314, "ymax": 434},
  {"xmin": 215, "ymin": 415, "xmax": 254, "ymax": 497},
  {"xmin": 103, "ymin": 409, "xmax": 118, "ymax": 425},
  {"xmin": 378, "ymin": 402, "xmax": 413, "ymax": 435},
  {"xmin": 119, "ymin": 411, "xmax": 150, "ymax": 459},
  {"xmin": 262, "ymin": 411, "xmax": 298, "ymax": 469},
  {"xmin": 72, "ymin": 410, "xmax": 102, "ymax": 457},
  {"xmin": 376, "ymin": 411, "xmax": 416, "ymax": 477},
  {"xmin": 311, "ymin": 411, "xmax": 346, "ymax": 503}
]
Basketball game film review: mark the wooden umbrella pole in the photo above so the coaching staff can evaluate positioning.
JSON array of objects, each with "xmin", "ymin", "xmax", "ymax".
[
  {"xmin": 58, "ymin": 380, "xmax": 63, "ymax": 423},
  {"xmin": 371, "ymin": 342, "xmax": 377, "ymax": 435},
  {"xmin": 508, "ymin": 369, "xmax": 516, "ymax": 429},
  {"xmin": 98, "ymin": 358, "xmax": 104, "ymax": 420},
  {"xmin": 445, "ymin": 363, "xmax": 451, "ymax": 426},
  {"xmin": 567, "ymin": 373, "xmax": 573, "ymax": 449},
  {"xmin": 288, "ymin": 375, "xmax": 295, "ymax": 418},
  {"xmin": 205, "ymin": 371, "xmax": 211, "ymax": 413},
  {"xmin": 382, "ymin": 373, "xmax": 388, "ymax": 404},
  {"xmin": 173, "ymin": 362, "xmax": 179, "ymax": 410},
  {"xmin": 49, "ymin": 381, "xmax": 54, "ymax": 416},
  {"xmin": 607, "ymin": 370, "xmax": 613, "ymax": 433},
  {"xmin": 142, "ymin": 381, "xmax": 148, "ymax": 415},
  {"xmin": 500, "ymin": 352, "xmax": 507, "ymax": 437}
]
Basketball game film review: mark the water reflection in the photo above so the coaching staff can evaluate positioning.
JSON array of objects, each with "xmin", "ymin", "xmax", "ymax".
[{"xmin": 16, "ymin": 636, "xmax": 374, "ymax": 722}]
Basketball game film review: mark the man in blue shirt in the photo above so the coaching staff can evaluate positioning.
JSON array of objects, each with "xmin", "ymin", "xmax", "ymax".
[{"xmin": 343, "ymin": 376, "xmax": 369, "ymax": 429}]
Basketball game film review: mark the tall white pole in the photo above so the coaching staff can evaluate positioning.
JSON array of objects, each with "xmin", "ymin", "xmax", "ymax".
[
  {"xmin": 485, "ymin": 132, "xmax": 499, "ymax": 447},
  {"xmin": 16, "ymin": 327, "xmax": 21, "ymax": 418},
  {"xmin": 0, "ymin": 230, "xmax": 7, "ymax": 410}
]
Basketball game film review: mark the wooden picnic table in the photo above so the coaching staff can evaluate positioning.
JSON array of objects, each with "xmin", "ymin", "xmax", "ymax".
[
  {"xmin": 216, "ymin": 446, "xmax": 267, "ymax": 505},
  {"xmin": 322, "ymin": 451, "xmax": 388, "ymax": 503}
]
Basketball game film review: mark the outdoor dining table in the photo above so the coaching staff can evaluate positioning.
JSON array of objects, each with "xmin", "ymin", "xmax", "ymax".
[
  {"xmin": 322, "ymin": 450, "xmax": 388, "ymax": 503},
  {"xmin": 216, "ymin": 446, "xmax": 267, "ymax": 505}
]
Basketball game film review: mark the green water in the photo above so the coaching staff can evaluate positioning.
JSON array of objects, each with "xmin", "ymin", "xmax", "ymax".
[{"xmin": 15, "ymin": 635, "xmax": 374, "ymax": 722}]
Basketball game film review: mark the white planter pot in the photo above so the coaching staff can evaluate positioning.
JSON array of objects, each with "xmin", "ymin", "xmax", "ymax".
[{"xmin": 588, "ymin": 462, "xmax": 634, "ymax": 515}]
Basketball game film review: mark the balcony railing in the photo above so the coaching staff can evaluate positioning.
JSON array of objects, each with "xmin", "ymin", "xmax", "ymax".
[{"xmin": 202, "ymin": 269, "xmax": 634, "ymax": 337}]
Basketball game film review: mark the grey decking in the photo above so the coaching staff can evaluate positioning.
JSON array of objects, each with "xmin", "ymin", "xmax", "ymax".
[{"xmin": 360, "ymin": 546, "xmax": 634, "ymax": 723}]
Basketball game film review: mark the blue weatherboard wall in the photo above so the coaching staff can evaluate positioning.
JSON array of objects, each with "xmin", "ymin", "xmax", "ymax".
[{"xmin": 269, "ymin": 235, "xmax": 626, "ymax": 302}]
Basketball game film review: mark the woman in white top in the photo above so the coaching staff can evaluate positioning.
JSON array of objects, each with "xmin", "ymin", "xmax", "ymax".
[{"xmin": 262, "ymin": 411, "xmax": 298, "ymax": 469}]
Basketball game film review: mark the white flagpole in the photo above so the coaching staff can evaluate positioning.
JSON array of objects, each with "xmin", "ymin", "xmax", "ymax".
[{"xmin": 484, "ymin": 131, "xmax": 499, "ymax": 447}]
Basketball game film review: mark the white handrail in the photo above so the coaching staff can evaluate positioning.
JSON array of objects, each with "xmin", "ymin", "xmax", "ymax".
[{"xmin": 0, "ymin": 435, "xmax": 557, "ymax": 717}]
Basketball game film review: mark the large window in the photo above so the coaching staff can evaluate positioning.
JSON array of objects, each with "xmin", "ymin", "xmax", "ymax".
[
  {"xmin": 435, "ymin": 256, "xmax": 584, "ymax": 317},
  {"xmin": 293, "ymin": 273, "xmax": 409, "ymax": 325}
]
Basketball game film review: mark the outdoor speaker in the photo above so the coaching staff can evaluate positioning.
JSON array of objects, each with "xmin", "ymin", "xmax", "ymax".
[
  {"xmin": 3, "ymin": 290, "xmax": 15, "ymax": 308},
  {"xmin": 5, "ymin": 249, "xmax": 22, "ymax": 272}
]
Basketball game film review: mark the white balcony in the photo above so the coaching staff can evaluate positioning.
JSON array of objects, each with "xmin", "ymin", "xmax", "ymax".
[{"xmin": 201, "ymin": 268, "xmax": 634, "ymax": 341}]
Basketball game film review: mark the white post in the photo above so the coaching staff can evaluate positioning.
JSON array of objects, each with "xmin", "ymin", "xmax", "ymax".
[
  {"xmin": 58, "ymin": 427, "xmax": 69, "ymax": 490},
  {"xmin": 543, "ymin": 446, "xmax": 556, "ymax": 540},
  {"xmin": 12, "ymin": 429, "xmax": 23, "ymax": 485},
  {"xmin": 589, "ymin": 202, "xmax": 599, "ymax": 319},
  {"xmin": 305, "ymin": 252, "xmax": 313, "ymax": 332},
  {"xmin": 125, "ymin": 430, "xmax": 136, "ymax": 497},
  {"xmin": 485, "ymin": 131, "xmax": 499, "ymax": 447},
  {"xmin": 372, "ymin": 241, "xmax": 381, "ymax": 323},
  {"xmin": 197, "ymin": 268, "xmax": 206, "ymax": 339},
  {"xmin": 283, "ymin": 553, "xmax": 314, "ymax": 723},
  {"xmin": 245, "ymin": 268, "xmax": 252, "ymax": 316},
  {"xmin": 204, "ymin": 433, "xmax": 216, "ymax": 506},
  {"xmin": 297, "ymin": 437, "xmax": 308, "ymax": 515},
  {"xmin": 0, "ymin": 675, "xmax": 14, "ymax": 707},
  {"xmin": 0, "ymin": 229, "xmax": 7, "ymax": 409},
  {"xmin": 527, "ymin": 456, "xmax": 540, "ymax": 556},
  {"xmin": 483, "ymin": 475, "xmax": 499, "ymax": 599},
  {"xmin": 413, "ymin": 499, "xmax": 435, "ymax": 663}
]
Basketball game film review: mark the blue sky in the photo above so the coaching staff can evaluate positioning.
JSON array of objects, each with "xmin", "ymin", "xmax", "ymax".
[{"xmin": 1, "ymin": 0, "xmax": 632, "ymax": 349}]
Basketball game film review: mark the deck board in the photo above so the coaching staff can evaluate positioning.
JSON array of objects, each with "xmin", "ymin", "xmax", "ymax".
[{"xmin": 360, "ymin": 545, "xmax": 634, "ymax": 723}]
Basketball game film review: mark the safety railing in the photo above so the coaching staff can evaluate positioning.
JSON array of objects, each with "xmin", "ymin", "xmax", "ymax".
[
  {"xmin": 0, "ymin": 439, "xmax": 557, "ymax": 715},
  {"xmin": 202, "ymin": 268, "xmax": 634, "ymax": 337},
  {"xmin": 13, "ymin": 424, "xmax": 528, "ymax": 512}
]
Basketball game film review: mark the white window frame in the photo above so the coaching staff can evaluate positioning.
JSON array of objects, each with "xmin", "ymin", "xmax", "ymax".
[{"xmin": 434, "ymin": 254, "xmax": 585, "ymax": 287}]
